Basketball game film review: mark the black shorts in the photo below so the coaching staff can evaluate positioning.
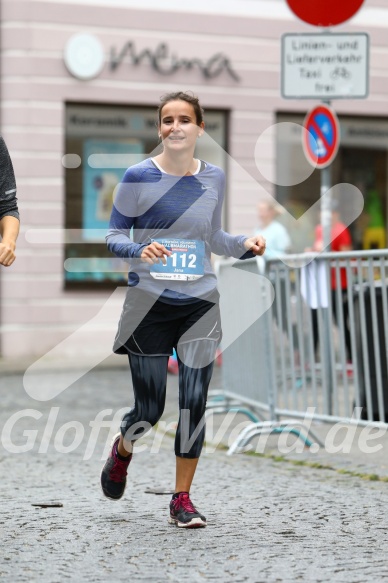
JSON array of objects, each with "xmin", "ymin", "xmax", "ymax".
[{"xmin": 113, "ymin": 288, "xmax": 222, "ymax": 356}]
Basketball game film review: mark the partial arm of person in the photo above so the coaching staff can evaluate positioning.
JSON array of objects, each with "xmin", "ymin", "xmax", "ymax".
[
  {"xmin": 0, "ymin": 215, "xmax": 20, "ymax": 266},
  {"xmin": 105, "ymin": 168, "xmax": 171, "ymax": 264},
  {"xmin": 105, "ymin": 206, "xmax": 146, "ymax": 260},
  {"xmin": 243, "ymin": 234, "xmax": 266, "ymax": 256},
  {"xmin": 0, "ymin": 136, "xmax": 20, "ymax": 267}
]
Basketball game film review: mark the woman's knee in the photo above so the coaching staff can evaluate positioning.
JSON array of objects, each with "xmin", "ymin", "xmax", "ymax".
[
  {"xmin": 174, "ymin": 406, "xmax": 207, "ymax": 458},
  {"xmin": 175, "ymin": 427, "xmax": 206, "ymax": 458},
  {"xmin": 121, "ymin": 406, "xmax": 163, "ymax": 440}
]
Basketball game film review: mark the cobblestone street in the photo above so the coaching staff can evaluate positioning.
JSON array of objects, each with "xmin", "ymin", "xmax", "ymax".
[{"xmin": 1, "ymin": 363, "xmax": 388, "ymax": 582}]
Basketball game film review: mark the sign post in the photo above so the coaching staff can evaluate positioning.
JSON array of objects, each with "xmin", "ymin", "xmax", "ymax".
[
  {"xmin": 282, "ymin": 1, "xmax": 367, "ymax": 250},
  {"xmin": 283, "ymin": 0, "xmax": 367, "ymax": 414}
]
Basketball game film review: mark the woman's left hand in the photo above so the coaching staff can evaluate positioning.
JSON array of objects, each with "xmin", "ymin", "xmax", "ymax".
[{"xmin": 244, "ymin": 235, "xmax": 266, "ymax": 256}]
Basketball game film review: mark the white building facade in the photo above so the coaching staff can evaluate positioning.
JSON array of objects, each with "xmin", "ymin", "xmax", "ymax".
[{"xmin": 1, "ymin": 0, "xmax": 388, "ymax": 359}]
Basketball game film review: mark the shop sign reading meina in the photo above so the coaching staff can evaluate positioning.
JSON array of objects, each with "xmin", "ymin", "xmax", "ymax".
[{"xmin": 64, "ymin": 34, "xmax": 240, "ymax": 82}]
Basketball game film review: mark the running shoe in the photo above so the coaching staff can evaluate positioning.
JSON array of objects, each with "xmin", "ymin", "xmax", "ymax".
[
  {"xmin": 100, "ymin": 433, "xmax": 132, "ymax": 500},
  {"xmin": 168, "ymin": 492, "xmax": 207, "ymax": 528}
]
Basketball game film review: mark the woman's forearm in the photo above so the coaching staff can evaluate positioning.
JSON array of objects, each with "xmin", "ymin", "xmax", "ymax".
[
  {"xmin": 0, "ymin": 215, "xmax": 19, "ymax": 246},
  {"xmin": 0, "ymin": 215, "xmax": 20, "ymax": 266}
]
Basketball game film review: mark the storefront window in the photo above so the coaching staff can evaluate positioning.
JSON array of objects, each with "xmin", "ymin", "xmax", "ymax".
[
  {"xmin": 275, "ymin": 113, "xmax": 388, "ymax": 253},
  {"xmin": 64, "ymin": 103, "xmax": 227, "ymax": 288}
]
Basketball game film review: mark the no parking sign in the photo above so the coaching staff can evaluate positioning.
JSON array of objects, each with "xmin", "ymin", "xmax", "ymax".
[{"xmin": 302, "ymin": 104, "xmax": 340, "ymax": 168}]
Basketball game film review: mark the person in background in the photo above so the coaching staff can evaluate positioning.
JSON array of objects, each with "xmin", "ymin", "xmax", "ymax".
[
  {"xmin": 255, "ymin": 199, "xmax": 299, "ymax": 358},
  {"xmin": 255, "ymin": 199, "xmax": 291, "ymax": 262},
  {"xmin": 310, "ymin": 201, "xmax": 353, "ymax": 367},
  {"xmin": 0, "ymin": 136, "xmax": 20, "ymax": 266}
]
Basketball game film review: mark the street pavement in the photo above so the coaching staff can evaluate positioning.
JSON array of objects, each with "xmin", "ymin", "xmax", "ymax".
[{"xmin": 1, "ymin": 359, "xmax": 388, "ymax": 583}]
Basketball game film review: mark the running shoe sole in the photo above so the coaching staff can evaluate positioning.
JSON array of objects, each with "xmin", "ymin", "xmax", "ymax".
[{"xmin": 168, "ymin": 516, "xmax": 207, "ymax": 528}]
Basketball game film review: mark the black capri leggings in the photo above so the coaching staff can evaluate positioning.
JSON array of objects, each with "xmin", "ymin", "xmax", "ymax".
[
  {"xmin": 116, "ymin": 288, "xmax": 222, "ymax": 459},
  {"xmin": 121, "ymin": 341, "xmax": 215, "ymax": 458}
]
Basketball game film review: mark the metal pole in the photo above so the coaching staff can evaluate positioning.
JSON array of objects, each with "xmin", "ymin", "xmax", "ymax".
[
  {"xmin": 262, "ymin": 274, "xmax": 277, "ymax": 422},
  {"xmin": 321, "ymin": 165, "xmax": 332, "ymax": 252},
  {"xmin": 320, "ymin": 100, "xmax": 333, "ymax": 415},
  {"xmin": 320, "ymin": 100, "xmax": 333, "ymax": 252}
]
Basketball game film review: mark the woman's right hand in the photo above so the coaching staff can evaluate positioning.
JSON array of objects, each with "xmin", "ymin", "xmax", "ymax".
[{"xmin": 140, "ymin": 242, "xmax": 172, "ymax": 265}]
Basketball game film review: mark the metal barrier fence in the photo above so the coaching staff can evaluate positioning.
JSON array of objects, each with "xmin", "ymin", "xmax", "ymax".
[{"xmin": 208, "ymin": 250, "xmax": 388, "ymax": 453}]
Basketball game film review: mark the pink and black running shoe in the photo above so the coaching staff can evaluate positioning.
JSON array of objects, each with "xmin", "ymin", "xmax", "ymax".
[
  {"xmin": 169, "ymin": 492, "xmax": 207, "ymax": 528},
  {"xmin": 100, "ymin": 433, "xmax": 132, "ymax": 500}
]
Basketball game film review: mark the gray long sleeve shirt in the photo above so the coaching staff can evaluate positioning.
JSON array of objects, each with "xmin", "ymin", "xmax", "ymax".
[{"xmin": 106, "ymin": 158, "xmax": 253, "ymax": 302}]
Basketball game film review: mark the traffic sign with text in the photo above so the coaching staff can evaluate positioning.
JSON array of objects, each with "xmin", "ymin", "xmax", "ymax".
[{"xmin": 282, "ymin": 33, "xmax": 369, "ymax": 100}]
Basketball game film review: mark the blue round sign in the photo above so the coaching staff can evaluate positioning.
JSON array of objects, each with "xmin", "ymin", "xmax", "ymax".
[{"xmin": 303, "ymin": 105, "xmax": 340, "ymax": 168}]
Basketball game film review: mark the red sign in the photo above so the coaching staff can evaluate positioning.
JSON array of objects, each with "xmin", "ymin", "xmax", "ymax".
[
  {"xmin": 286, "ymin": 0, "xmax": 365, "ymax": 27},
  {"xmin": 303, "ymin": 105, "xmax": 340, "ymax": 168}
]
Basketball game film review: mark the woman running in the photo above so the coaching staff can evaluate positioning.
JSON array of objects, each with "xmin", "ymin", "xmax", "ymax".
[{"xmin": 101, "ymin": 91, "xmax": 266, "ymax": 528}]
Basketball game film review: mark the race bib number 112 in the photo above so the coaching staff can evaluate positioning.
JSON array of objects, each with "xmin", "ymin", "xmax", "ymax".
[{"xmin": 150, "ymin": 239, "xmax": 205, "ymax": 281}]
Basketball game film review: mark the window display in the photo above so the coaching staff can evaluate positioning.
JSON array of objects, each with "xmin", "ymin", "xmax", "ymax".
[{"xmin": 65, "ymin": 103, "xmax": 227, "ymax": 287}]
